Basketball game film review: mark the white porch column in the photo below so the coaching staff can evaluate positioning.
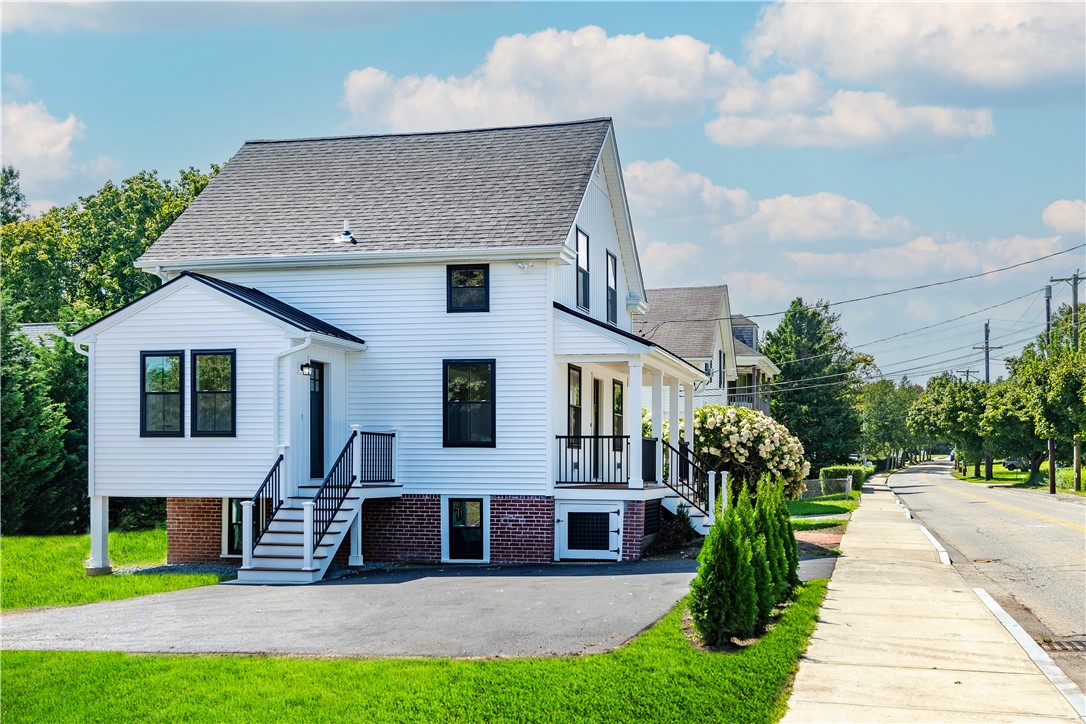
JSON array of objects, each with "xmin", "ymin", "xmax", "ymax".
[
  {"xmin": 240, "ymin": 500, "xmax": 254, "ymax": 569},
  {"xmin": 349, "ymin": 511, "xmax": 364, "ymax": 566},
  {"xmin": 627, "ymin": 360, "xmax": 643, "ymax": 489},
  {"xmin": 85, "ymin": 496, "xmax": 111, "ymax": 575},
  {"xmin": 651, "ymin": 370, "xmax": 663, "ymax": 484},
  {"xmin": 668, "ymin": 378, "xmax": 680, "ymax": 448},
  {"xmin": 683, "ymin": 383, "xmax": 695, "ymax": 452}
]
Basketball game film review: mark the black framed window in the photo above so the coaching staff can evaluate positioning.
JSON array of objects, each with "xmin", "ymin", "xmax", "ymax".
[
  {"xmin": 718, "ymin": 350, "xmax": 725, "ymax": 389},
  {"xmin": 449, "ymin": 498, "xmax": 484, "ymax": 560},
  {"xmin": 192, "ymin": 350, "xmax": 236, "ymax": 436},
  {"xmin": 576, "ymin": 228, "xmax": 590, "ymax": 310},
  {"xmin": 568, "ymin": 365, "xmax": 582, "ymax": 447},
  {"xmin": 447, "ymin": 264, "xmax": 489, "ymax": 313},
  {"xmin": 226, "ymin": 498, "xmax": 243, "ymax": 556},
  {"xmin": 443, "ymin": 360, "xmax": 496, "ymax": 447},
  {"xmin": 606, "ymin": 252, "xmax": 618, "ymax": 324},
  {"xmin": 612, "ymin": 380, "xmax": 624, "ymax": 452},
  {"xmin": 140, "ymin": 351, "xmax": 184, "ymax": 437}
]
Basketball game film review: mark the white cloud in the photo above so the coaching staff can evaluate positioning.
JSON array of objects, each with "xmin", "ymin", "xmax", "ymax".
[
  {"xmin": 707, "ymin": 81, "xmax": 994, "ymax": 150},
  {"xmin": 718, "ymin": 192, "xmax": 913, "ymax": 245},
  {"xmin": 343, "ymin": 25, "xmax": 741, "ymax": 131},
  {"xmin": 1, "ymin": 100, "xmax": 119, "ymax": 195},
  {"xmin": 25, "ymin": 198, "xmax": 58, "ymax": 217},
  {"xmin": 625, "ymin": 159, "xmax": 752, "ymax": 221},
  {"xmin": 1042, "ymin": 199, "xmax": 1086, "ymax": 236},
  {"xmin": 747, "ymin": 3, "xmax": 1086, "ymax": 103},
  {"xmin": 640, "ymin": 240, "xmax": 703, "ymax": 285},
  {"xmin": 1, "ymin": 101, "xmax": 84, "ymax": 184},
  {"xmin": 2, "ymin": 72, "xmax": 33, "ymax": 98}
]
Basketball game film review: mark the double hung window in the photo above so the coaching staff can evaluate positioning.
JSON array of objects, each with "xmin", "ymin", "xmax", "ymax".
[
  {"xmin": 612, "ymin": 381, "xmax": 624, "ymax": 451},
  {"xmin": 443, "ymin": 360, "xmax": 496, "ymax": 447},
  {"xmin": 568, "ymin": 365, "xmax": 582, "ymax": 446},
  {"xmin": 141, "ymin": 352, "xmax": 184, "ymax": 436},
  {"xmin": 192, "ymin": 350, "xmax": 236, "ymax": 436},
  {"xmin": 447, "ymin": 265, "xmax": 489, "ymax": 313},
  {"xmin": 576, "ymin": 228, "xmax": 590, "ymax": 310},
  {"xmin": 606, "ymin": 252, "xmax": 618, "ymax": 324}
]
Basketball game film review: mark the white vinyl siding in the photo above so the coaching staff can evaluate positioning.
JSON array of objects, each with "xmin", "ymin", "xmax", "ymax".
[
  {"xmin": 215, "ymin": 260, "xmax": 551, "ymax": 496},
  {"xmin": 556, "ymin": 175, "xmax": 631, "ymax": 331},
  {"xmin": 90, "ymin": 285, "xmax": 287, "ymax": 498}
]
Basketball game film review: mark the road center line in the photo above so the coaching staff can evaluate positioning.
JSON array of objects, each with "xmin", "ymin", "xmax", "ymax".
[{"xmin": 918, "ymin": 474, "xmax": 1086, "ymax": 532}]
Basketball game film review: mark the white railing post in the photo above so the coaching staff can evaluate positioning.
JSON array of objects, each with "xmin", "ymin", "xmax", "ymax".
[
  {"xmin": 302, "ymin": 501, "xmax": 315, "ymax": 570},
  {"xmin": 721, "ymin": 471, "xmax": 729, "ymax": 514},
  {"xmin": 845, "ymin": 474, "xmax": 853, "ymax": 498},
  {"xmin": 351, "ymin": 424, "xmax": 362, "ymax": 483},
  {"xmin": 277, "ymin": 444, "xmax": 291, "ymax": 499},
  {"xmin": 708, "ymin": 471, "xmax": 717, "ymax": 527},
  {"xmin": 240, "ymin": 500, "xmax": 254, "ymax": 569},
  {"xmin": 390, "ymin": 429, "xmax": 399, "ymax": 483}
]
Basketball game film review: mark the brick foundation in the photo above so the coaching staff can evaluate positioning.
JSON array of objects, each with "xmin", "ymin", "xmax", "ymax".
[
  {"xmin": 622, "ymin": 500, "xmax": 644, "ymax": 562},
  {"xmin": 166, "ymin": 497, "xmax": 230, "ymax": 564},
  {"xmin": 361, "ymin": 494, "xmax": 556, "ymax": 564}
]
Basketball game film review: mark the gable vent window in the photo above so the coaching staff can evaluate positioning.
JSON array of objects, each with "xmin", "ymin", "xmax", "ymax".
[
  {"xmin": 447, "ymin": 264, "xmax": 489, "ymax": 313},
  {"xmin": 606, "ymin": 252, "xmax": 618, "ymax": 325},
  {"xmin": 576, "ymin": 228, "xmax": 590, "ymax": 311}
]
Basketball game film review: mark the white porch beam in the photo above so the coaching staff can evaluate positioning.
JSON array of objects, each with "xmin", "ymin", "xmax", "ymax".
[
  {"xmin": 627, "ymin": 361, "xmax": 643, "ymax": 489},
  {"xmin": 651, "ymin": 370, "xmax": 663, "ymax": 485},
  {"xmin": 86, "ymin": 496, "xmax": 112, "ymax": 576}
]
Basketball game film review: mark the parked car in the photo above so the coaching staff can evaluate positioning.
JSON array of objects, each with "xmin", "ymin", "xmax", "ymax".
[{"xmin": 1003, "ymin": 459, "xmax": 1025, "ymax": 471}]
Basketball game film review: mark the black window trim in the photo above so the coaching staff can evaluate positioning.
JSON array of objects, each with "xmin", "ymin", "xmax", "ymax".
[
  {"xmin": 576, "ymin": 227, "xmax": 590, "ymax": 311},
  {"xmin": 568, "ymin": 364, "xmax": 583, "ymax": 448},
  {"xmin": 443, "ymin": 358, "xmax": 497, "ymax": 448},
  {"xmin": 191, "ymin": 348, "xmax": 237, "ymax": 437},
  {"xmin": 612, "ymin": 379, "xmax": 624, "ymax": 452},
  {"xmin": 140, "ymin": 350, "xmax": 185, "ymax": 438},
  {"xmin": 446, "ymin": 264, "xmax": 490, "ymax": 313},
  {"xmin": 605, "ymin": 251, "xmax": 618, "ymax": 325}
]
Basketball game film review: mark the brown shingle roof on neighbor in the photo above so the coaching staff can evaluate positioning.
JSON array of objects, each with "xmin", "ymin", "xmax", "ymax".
[
  {"xmin": 139, "ymin": 119, "xmax": 613, "ymax": 264},
  {"xmin": 636, "ymin": 285, "xmax": 728, "ymax": 359}
]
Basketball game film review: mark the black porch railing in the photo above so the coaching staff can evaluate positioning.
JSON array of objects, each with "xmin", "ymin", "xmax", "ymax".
[
  {"xmin": 250, "ymin": 454, "xmax": 284, "ymax": 552},
  {"xmin": 556, "ymin": 435, "xmax": 629, "ymax": 484},
  {"xmin": 358, "ymin": 431, "xmax": 396, "ymax": 484},
  {"xmin": 311, "ymin": 431, "xmax": 357, "ymax": 551},
  {"xmin": 662, "ymin": 440, "xmax": 710, "ymax": 516}
]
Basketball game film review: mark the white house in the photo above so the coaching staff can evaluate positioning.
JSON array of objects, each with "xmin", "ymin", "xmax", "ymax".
[
  {"xmin": 636, "ymin": 286, "xmax": 779, "ymax": 415},
  {"xmin": 70, "ymin": 119, "xmax": 715, "ymax": 583}
]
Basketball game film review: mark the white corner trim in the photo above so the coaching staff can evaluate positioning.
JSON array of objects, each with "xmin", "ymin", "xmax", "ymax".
[
  {"xmin": 439, "ymin": 494, "xmax": 490, "ymax": 564},
  {"xmin": 973, "ymin": 587, "xmax": 1086, "ymax": 719}
]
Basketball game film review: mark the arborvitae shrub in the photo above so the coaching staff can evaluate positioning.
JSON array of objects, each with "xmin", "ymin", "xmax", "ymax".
[
  {"xmin": 776, "ymin": 491, "xmax": 801, "ymax": 591},
  {"xmin": 736, "ymin": 488, "xmax": 773, "ymax": 631},
  {"xmin": 689, "ymin": 508, "xmax": 757, "ymax": 644},
  {"xmin": 756, "ymin": 483, "xmax": 789, "ymax": 604}
]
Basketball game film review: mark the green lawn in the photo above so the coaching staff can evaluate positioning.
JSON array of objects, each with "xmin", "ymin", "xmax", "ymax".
[
  {"xmin": 791, "ymin": 519, "xmax": 848, "ymax": 532},
  {"xmin": 787, "ymin": 490, "xmax": 861, "ymax": 518},
  {"xmin": 1, "ymin": 529, "xmax": 229, "ymax": 610},
  {"xmin": 952, "ymin": 463, "xmax": 1085, "ymax": 497},
  {"xmin": 1, "ymin": 580, "xmax": 825, "ymax": 723}
]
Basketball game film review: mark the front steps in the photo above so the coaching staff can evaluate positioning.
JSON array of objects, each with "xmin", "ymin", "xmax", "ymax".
[
  {"xmin": 236, "ymin": 483, "xmax": 400, "ymax": 585},
  {"xmin": 662, "ymin": 495, "xmax": 711, "ymax": 535}
]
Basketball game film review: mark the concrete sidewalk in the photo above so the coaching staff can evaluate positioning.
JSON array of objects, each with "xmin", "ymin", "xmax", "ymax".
[{"xmin": 783, "ymin": 478, "xmax": 1084, "ymax": 723}]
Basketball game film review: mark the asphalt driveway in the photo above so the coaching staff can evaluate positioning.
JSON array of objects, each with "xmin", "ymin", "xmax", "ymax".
[{"xmin": 2, "ymin": 560, "xmax": 700, "ymax": 658}]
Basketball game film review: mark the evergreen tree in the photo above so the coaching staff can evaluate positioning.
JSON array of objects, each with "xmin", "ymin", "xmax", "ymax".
[
  {"xmin": 1, "ymin": 165, "xmax": 27, "ymax": 225},
  {"xmin": 736, "ymin": 487, "xmax": 774, "ymax": 630},
  {"xmin": 761, "ymin": 298, "xmax": 864, "ymax": 470},
  {"xmin": 1, "ymin": 291, "xmax": 68, "ymax": 534},
  {"xmin": 775, "ymin": 488, "xmax": 801, "ymax": 591},
  {"xmin": 755, "ymin": 481, "xmax": 789, "ymax": 603},
  {"xmin": 690, "ymin": 508, "xmax": 757, "ymax": 644}
]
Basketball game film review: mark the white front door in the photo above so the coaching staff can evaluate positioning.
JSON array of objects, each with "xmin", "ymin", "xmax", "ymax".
[{"xmin": 557, "ymin": 502, "xmax": 622, "ymax": 561}]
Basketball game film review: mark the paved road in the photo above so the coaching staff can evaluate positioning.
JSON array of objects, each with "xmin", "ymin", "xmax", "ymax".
[{"xmin": 887, "ymin": 460, "xmax": 1086, "ymax": 689}]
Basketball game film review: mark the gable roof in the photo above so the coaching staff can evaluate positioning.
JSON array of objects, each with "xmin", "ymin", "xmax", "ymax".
[
  {"xmin": 636, "ymin": 286, "xmax": 729, "ymax": 358},
  {"xmin": 730, "ymin": 314, "xmax": 757, "ymax": 328},
  {"xmin": 72, "ymin": 271, "xmax": 362, "ymax": 344},
  {"xmin": 138, "ymin": 119, "xmax": 613, "ymax": 264},
  {"xmin": 20, "ymin": 323, "xmax": 63, "ymax": 348}
]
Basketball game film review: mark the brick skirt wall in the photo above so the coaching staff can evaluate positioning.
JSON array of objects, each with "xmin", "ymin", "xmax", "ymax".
[
  {"xmin": 166, "ymin": 497, "xmax": 229, "ymax": 564},
  {"xmin": 361, "ymin": 494, "xmax": 556, "ymax": 564},
  {"xmin": 622, "ymin": 500, "xmax": 645, "ymax": 562}
]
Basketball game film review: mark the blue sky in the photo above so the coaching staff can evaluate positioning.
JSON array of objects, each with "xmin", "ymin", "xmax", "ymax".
[{"xmin": 4, "ymin": 1, "xmax": 1085, "ymax": 381}]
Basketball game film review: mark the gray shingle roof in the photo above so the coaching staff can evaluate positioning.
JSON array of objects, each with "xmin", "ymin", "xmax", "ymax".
[
  {"xmin": 636, "ymin": 286, "xmax": 728, "ymax": 358},
  {"xmin": 139, "ymin": 119, "xmax": 613, "ymax": 263},
  {"xmin": 20, "ymin": 323, "xmax": 62, "ymax": 348}
]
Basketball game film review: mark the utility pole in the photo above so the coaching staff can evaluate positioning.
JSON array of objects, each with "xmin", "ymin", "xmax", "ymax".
[
  {"xmin": 1051, "ymin": 271, "xmax": 1082, "ymax": 491},
  {"xmin": 972, "ymin": 321, "xmax": 1003, "ymax": 480},
  {"xmin": 956, "ymin": 369, "xmax": 979, "ymax": 382},
  {"xmin": 1045, "ymin": 285, "xmax": 1055, "ymax": 494}
]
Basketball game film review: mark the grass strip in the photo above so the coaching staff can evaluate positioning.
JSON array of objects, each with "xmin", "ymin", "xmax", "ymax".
[
  {"xmin": 2, "ymin": 581, "xmax": 828, "ymax": 723},
  {"xmin": 786, "ymin": 491, "xmax": 859, "ymax": 518},
  {"xmin": 790, "ymin": 519, "xmax": 847, "ymax": 532},
  {"xmin": 951, "ymin": 464, "xmax": 1084, "ymax": 497},
  {"xmin": 1, "ymin": 529, "xmax": 227, "ymax": 610}
]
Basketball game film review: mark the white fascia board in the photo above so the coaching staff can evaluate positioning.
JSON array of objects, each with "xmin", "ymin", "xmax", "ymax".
[
  {"xmin": 69, "ymin": 275, "xmax": 335, "ymax": 345},
  {"xmin": 311, "ymin": 333, "xmax": 367, "ymax": 353},
  {"xmin": 136, "ymin": 244, "xmax": 567, "ymax": 274},
  {"xmin": 602, "ymin": 127, "xmax": 647, "ymax": 302},
  {"xmin": 736, "ymin": 354, "xmax": 781, "ymax": 377},
  {"xmin": 645, "ymin": 347, "xmax": 709, "ymax": 386}
]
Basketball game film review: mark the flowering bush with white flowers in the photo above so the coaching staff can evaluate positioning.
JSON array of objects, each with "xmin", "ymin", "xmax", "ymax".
[{"xmin": 644, "ymin": 405, "xmax": 809, "ymax": 500}]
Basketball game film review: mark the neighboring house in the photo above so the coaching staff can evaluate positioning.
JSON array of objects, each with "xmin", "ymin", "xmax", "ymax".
[
  {"xmin": 69, "ymin": 118, "xmax": 714, "ymax": 584},
  {"xmin": 636, "ymin": 286, "xmax": 779, "ymax": 416},
  {"xmin": 730, "ymin": 314, "xmax": 780, "ymax": 415},
  {"xmin": 20, "ymin": 323, "xmax": 63, "ymax": 348}
]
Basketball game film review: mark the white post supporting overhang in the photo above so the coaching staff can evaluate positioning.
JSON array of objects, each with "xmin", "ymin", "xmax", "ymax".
[
  {"xmin": 627, "ymin": 360, "xmax": 643, "ymax": 489},
  {"xmin": 683, "ymin": 382, "xmax": 695, "ymax": 450},
  {"xmin": 669, "ymin": 378, "xmax": 680, "ymax": 448},
  {"xmin": 651, "ymin": 371, "xmax": 663, "ymax": 485}
]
